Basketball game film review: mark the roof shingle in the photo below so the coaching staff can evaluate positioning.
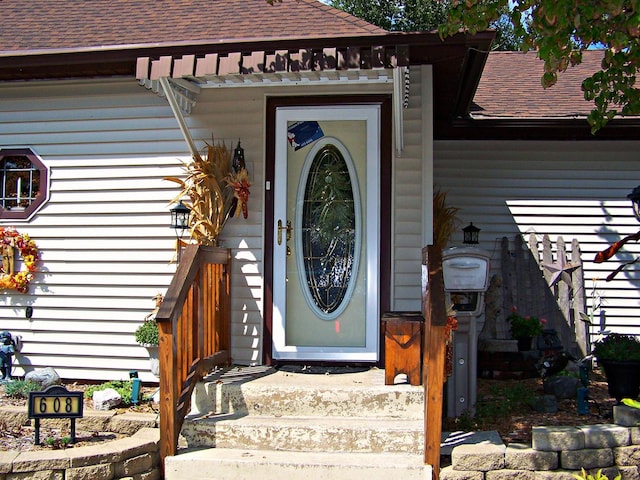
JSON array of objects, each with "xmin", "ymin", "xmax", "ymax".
[
  {"xmin": 0, "ymin": 0, "xmax": 386, "ymax": 53},
  {"xmin": 473, "ymin": 51, "xmax": 605, "ymax": 118}
]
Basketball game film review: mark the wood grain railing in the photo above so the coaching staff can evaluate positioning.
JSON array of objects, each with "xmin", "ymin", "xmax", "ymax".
[
  {"xmin": 154, "ymin": 244, "xmax": 232, "ymax": 469},
  {"xmin": 422, "ymin": 245, "xmax": 447, "ymax": 480}
]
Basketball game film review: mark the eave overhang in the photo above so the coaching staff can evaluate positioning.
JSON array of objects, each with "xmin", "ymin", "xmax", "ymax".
[
  {"xmin": 436, "ymin": 117, "xmax": 640, "ymax": 141},
  {"xmin": 0, "ymin": 31, "xmax": 496, "ymax": 129}
]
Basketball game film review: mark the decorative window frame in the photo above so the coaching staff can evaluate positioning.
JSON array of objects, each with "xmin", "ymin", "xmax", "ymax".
[{"xmin": 0, "ymin": 148, "xmax": 50, "ymax": 221}]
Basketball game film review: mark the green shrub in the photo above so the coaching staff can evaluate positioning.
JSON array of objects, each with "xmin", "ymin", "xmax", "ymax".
[
  {"xmin": 135, "ymin": 319, "xmax": 159, "ymax": 346},
  {"xmin": 4, "ymin": 380, "xmax": 41, "ymax": 398}
]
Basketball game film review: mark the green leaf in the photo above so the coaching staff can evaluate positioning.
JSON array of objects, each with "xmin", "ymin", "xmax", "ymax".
[{"xmin": 622, "ymin": 398, "xmax": 640, "ymax": 409}]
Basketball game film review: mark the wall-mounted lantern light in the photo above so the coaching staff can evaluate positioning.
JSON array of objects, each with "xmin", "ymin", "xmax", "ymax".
[
  {"xmin": 462, "ymin": 222, "xmax": 480, "ymax": 245},
  {"xmin": 232, "ymin": 140, "xmax": 246, "ymax": 172},
  {"xmin": 628, "ymin": 185, "xmax": 640, "ymax": 222},
  {"xmin": 170, "ymin": 200, "xmax": 190, "ymax": 238}
]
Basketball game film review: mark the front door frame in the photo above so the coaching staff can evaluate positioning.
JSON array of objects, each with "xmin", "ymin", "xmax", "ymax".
[{"xmin": 264, "ymin": 95, "xmax": 392, "ymax": 365}]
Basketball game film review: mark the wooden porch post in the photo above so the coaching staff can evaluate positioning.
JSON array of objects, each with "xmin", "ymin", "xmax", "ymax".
[{"xmin": 422, "ymin": 245, "xmax": 447, "ymax": 479}]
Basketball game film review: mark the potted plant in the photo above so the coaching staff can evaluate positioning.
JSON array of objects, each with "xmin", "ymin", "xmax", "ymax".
[
  {"xmin": 593, "ymin": 333, "xmax": 640, "ymax": 401},
  {"xmin": 506, "ymin": 307, "xmax": 546, "ymax": 351},
  {"xmin": 135, "ymin": 319, "xmax": 159, "ymax": 347},
  {"xmin": 135, "ymin": 294, "xmax": 163, "ymax": 377}
]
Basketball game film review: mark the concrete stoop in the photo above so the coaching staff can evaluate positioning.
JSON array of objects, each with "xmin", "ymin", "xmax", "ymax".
[
  {"xmin": 165, "ymin": 448, "xmax": 432, "ymax": 480},
  {"xmin": 164, "ymin": 366, "xmax": 430, "ymax": 479}
]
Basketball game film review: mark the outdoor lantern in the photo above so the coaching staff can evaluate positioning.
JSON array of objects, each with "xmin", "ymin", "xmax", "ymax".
[
  {"xmin": 628, "ymin": 185, "xmax": 640, "ymax": 222},
  {"xmin": 170, "ymin": 201, "xmax": 190, "ymax": 237},
  {"xmin": 232, "ymin": 140, "xmax": 246, "ymax": 172},
  {"xmin": 462, "ymin": 222, "xmax": 480, "ymax": 244}
]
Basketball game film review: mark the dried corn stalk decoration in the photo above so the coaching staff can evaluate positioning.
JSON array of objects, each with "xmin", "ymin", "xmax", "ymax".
[{"xmin": 166, "ymin": 139, "xmax": 251, "ymax": 248}]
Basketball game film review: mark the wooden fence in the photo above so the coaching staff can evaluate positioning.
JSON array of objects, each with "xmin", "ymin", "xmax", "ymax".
[{"xmin": 484, "ymin": 234, "xmax": 588, "ymax": 357}]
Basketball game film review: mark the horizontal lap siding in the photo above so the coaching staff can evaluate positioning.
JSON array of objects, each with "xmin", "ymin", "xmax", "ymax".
[
  {"xmin": 435, "ymin": 139, "xmax": 640, "ymax": 338},
  {"xmin": 0, "ymin": 78, "xmax": 188, "ymax": 381},
  {"xmin": 2, "ymin": 77, "xmax": 396, "ymax": 378}
]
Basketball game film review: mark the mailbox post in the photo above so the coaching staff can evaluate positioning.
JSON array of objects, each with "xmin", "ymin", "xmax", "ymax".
[{"xmin": 442, "ymin": 246, "xmax": 491, "ymax": 417}]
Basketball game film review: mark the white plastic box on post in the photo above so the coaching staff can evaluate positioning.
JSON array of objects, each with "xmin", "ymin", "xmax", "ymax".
[{"xmin": 442, "ymin": 247, "xmax": 491, "ymax": 417}]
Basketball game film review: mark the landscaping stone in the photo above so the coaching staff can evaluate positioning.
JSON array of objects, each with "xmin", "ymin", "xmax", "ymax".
[
  {"xmin": 66, "ymin": 462, "xmax": 114, "ymax": 480},
  {"xmin": 485, "ymin": 469, "xmax": 534, "ymax": 480},
  {"xmin": 532, "ymin": 426, "xmax": 584, "ymax": 451},
  {"xmin": 614, "ymin": 405, "xmax": 640, "ymax": 427},
  {"xmin": 24, "ymin": 367, "xmax": 61, "ymax": 389},
  {"xmin": 543, "ymin": 376, "xmax": 580, "ymax": 400},
  {"xmin": 579, "ymin": 424, "xmax": 630, "ymax": 448},
  {"xmin": 560, "ymin": 448, "xmax": 614, "ymax": 470},
  {"xmin": 438, "ymin": 466, "xmax": 483, "ymax": 480},
  {"xmin": 92, "ymin": 388, "xmax": 121, "ymax": 411},
  {"xmin": 529, "ymin": 394, "xmax": 558, "ymax": 413},
  {"xmin": 534, "ymin": 471, "xmax": 586, "ymax": 480},
  {"xmin": 505, "ymin": 443, "xmax": 558, "ymax": 471},
  {"xmin": 614, "ymin": 444, "xmax": 640, "ymax": 466},
  {"xmin": 616, "ymin": 465, "xmax": 640, "ymax": 480},
  {"xmin": 451, "ymin": 443, "xmax": 505, "ymax": 471}
]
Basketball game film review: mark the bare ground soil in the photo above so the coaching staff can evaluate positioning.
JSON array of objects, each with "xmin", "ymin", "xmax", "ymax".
[{"xmin": 443, "ymin": 367, "xmax": 617, "ymax": 445}]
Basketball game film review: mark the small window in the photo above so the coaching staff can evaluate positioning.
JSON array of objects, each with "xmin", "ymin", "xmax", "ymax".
[{"xmin": 0, "ymin": 148, "xmax": 49, "ymax": 221}]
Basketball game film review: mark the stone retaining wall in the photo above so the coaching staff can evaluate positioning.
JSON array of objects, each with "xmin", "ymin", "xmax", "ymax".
[
  {"xmin": 0, "ymin": 406, "xmax": 160, "ymax": 480},
  {"xmin": 441, "ymin": 406, "xmax": 640, "ymax": 480}
]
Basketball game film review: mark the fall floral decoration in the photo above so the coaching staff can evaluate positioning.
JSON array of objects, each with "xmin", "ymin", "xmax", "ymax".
[
  {"xmin": 225, "ymin": 168, "xmax": 251, "ymax": 219},
  {"xmin": 166, "ymin": 139, "xmax": 251, "ymax": 247},
  {"xmin": 444, "ymin": 304, "xmax": 458, "ymax": 377},
  {"xmin": 0, "ymin": 227, "xmax": 39, "ymax": 293}
]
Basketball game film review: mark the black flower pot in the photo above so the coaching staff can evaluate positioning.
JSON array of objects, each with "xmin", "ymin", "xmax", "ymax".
[
  {"xmin": 599, "ymin": 359, "xmax": 640, "ymax": 402},
  {"xmin": 516, "ymin": 337, "xmax": 533, "ymax": 351}
]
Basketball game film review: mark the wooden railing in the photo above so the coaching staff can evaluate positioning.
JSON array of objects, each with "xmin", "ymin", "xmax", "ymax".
[
  {"xmin": 154, "ymin": 244, "xmax": 232, "ymax": 469},
  {"xmin": 422, "ymin": 245, "xmax": 446, "ymax": 480}
]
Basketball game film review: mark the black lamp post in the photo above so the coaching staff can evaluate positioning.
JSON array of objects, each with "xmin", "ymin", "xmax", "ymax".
[
  {"xmin": 463, "ymin": 222, "xmax": 480, "ymax": 245},
  {"xmin": 628, "ymin": 185, "xmax": 640, "ymax": 222}
]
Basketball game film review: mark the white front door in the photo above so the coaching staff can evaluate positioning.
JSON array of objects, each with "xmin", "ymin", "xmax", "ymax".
[{"xmin": 271, "ymin": 106, "xmax": 380, "ymax": 361}]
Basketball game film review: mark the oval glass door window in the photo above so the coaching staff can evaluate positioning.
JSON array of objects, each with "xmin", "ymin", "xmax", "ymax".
[{"xmin": 295, "ymin": 139, "xmax": 361, "ymax": 320}]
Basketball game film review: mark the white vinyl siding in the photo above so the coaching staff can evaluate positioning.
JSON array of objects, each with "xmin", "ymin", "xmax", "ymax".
[
  {"xmin": 1, "ymin": 76, "xmax": 398, "ymax": 379},
  {"xmin": 0, "ymin": 78, "xmax": 189, "ymax": 381},
  {"xmin": 434, "ymin": 140, "xmax": 640, "ymax": 339},
  {"xmin": 392, "ymin": 66, "xmax": 430, "ymax": 311}
]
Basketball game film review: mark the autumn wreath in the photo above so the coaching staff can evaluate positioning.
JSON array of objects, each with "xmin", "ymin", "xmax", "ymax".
[{"xmin": 0, "ymin": 227, "xmax": 39, "ymax": 293}]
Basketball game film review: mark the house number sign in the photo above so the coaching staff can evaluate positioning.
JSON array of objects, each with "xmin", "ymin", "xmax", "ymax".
[{"xmin": 28, "ymin": 385, "xmax": 84, "ymax": 444}]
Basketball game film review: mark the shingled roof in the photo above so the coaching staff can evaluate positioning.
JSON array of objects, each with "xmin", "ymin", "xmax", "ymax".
[
  {"xmin": 473, "ymin": 51, "xmax": 604, "ymax": 119},
  {"xmin": 0, "ymin": 0, "xmax": 386, "ymax": 52}
]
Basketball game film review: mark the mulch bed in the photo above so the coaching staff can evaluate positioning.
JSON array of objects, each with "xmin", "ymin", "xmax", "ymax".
[
  {"xmin": 0, "ymin": 382, "xmax": 158, "ymax": 452},
  {"xmin": 443, "ymin": 367, "xmax": 618, "ymax": 445}
]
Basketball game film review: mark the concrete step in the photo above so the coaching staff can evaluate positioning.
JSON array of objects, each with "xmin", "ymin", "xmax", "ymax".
[
  {"xmin": 181, "ymin": 415, "xmax": 424, "ymax": 454},
  {"xmin": 189, "ymin": 366, "xmax": 424, "ymax": 420},
  {"xmin": 165, "ymin": 448, "xmax": 431, "ymax": 480}
]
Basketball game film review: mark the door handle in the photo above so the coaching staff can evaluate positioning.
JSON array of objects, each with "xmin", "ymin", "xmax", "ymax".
[{"xmin": 277, "ymin": 219, "xmax": 292, "ymax": 245}]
